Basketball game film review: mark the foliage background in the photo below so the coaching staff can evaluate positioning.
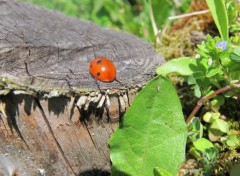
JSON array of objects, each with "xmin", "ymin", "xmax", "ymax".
[{"xmin": 20, "ymin": 0, "xmax": 191, "ymax": 42}]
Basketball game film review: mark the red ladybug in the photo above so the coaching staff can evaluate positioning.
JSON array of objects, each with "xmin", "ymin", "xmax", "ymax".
[{"xmin": 89, "ymin": 58, "xmax": 116, "ymax": 82}]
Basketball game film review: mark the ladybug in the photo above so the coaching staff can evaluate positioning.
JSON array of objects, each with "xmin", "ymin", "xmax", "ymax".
[{"xmin": 89, "ymin": 58, "xmax": 116, "ymax": 82}]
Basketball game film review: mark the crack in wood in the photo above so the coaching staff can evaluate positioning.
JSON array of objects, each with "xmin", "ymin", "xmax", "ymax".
[{"xmin": 34, "ymin": 95, "xmax": 77, "ymax": 176}]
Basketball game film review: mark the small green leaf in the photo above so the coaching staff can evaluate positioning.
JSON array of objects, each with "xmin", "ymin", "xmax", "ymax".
[
  {"xmin": 230, "ymin": 71, "xmax": 240, "ymax": 80},
  {"xmin": 226, "ymin": 134, "xmax": 240, "ymax": 147},
  {"xmin": 194, "ymin": 84, "xmax": 201, "ymax": 98},
  {"xmin": 203, "ymin": 112, "xmax": 220, "ymax": 124},
  {"xmin": 211, "ymin": 113, "xmax": 221, "ymax": 121},
  {"xmin": 230, "ymin": 47, "xmax": 240, "ymax": 62},
  {"xmin": 156, "ymin": 57, "xmax": 197, "ymax": 76},
  {"xmin": 189, "ymin": 146, "xmax": 201, "ymax": 159},
  {"xmin": 109, "ymin": 76, "xmax": 187, "ymax": 176},
  {"xmin": 206, "ymin": 0, "xmax": 228, "ymax": 40},
  {"xmin": 192, "ymin": 71, "xmax": 206, "ymax": 79},
  {"xmin": 206, "ymin": 66, "xmax": 222, "ymax": 77},
  {"xmin": 193, "ymin": 138, "xmax": 214, "ymax": 153},
  {"xmin": 203, "ymin": 112, "xmax": 213, "ymax": 123},
  {"xmin": 210, "ymin": 119, "xmax": 229, "ymax": 133},
  {"xmin": 188, "ymin": 117, "xmax": 203, "ymax": 141},
  {"xmin": 208, "ymin": 129, "xmax": 222, "ymax": 142},
  {"xmin": 210, "ymin": 95, "xmax": 225, "ymax": 110},
  {"xmin": 187, "ymin": 74, "xmax": 196, "ymax": 85},
  {"xmin": 203, "ymin": 147, "xmax": 218, "ymax": 162}
]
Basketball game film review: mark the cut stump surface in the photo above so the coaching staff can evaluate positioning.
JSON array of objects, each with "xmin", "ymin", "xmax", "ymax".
[{"xmin": 0, "ymin": 0, "xmax": 165, "ymax": 175}]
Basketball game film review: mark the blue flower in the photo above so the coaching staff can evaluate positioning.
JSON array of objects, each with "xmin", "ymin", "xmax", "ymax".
[{"xmin": 216, "ymin": 41, "xmax": 227, "ymax": 50}]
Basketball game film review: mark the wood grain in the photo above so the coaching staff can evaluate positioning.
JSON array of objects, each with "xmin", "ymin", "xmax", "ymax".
[{"xmin": 0, "ymin": 0, "xmax": 164, "ymax": 93}]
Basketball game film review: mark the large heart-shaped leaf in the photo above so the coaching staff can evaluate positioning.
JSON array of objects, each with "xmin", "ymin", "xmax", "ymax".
[{"xmin": 109, "ymin": 76, "xmax": 187, "ymax": 176}]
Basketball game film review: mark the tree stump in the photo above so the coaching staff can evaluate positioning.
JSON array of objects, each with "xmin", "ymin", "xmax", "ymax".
[{"xmin": 0, "ymin": 0, "xmax": 165, "ymax": 175}]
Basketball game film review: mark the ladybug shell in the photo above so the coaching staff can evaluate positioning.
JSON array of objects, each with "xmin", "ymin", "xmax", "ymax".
[{"xmin": 89, "ymin": 58, "xmax": 116, "ymax": 82}]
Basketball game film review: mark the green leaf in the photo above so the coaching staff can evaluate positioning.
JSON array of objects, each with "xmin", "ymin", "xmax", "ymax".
[
  {"xmin": 230, "ymin": 47, "xmax": 240, "ymax": 62},
  {"xmin": 206, "ymin": 0, "xmax": 229, "ymax": 40},
  {"xmin": 226, "ymin": 134, "xmax": 240, "ymax": 147},
  {"xmin": 109, "ymin": 76, "xmax": 187, "ymax": 176},
  {"xmin": 203, "ymin": 112, "xmax": 213, "ymax": 123},
  {"xmin": 188, "ymin": 117, "xmax": 203, "ymax": 141},
  {"xmin": 210, "ymin": 119, "xmax": 229, "ymax": 133},
  {"xmin": 211, "ymin": 113, "xmax": 221, "ymax": 121},
  {"xmin": 193, "ymin": 138, "xmax": 214, "ymax": 153},
  {"xmin": 203, "ymin": 112, "xmax": 221, "ymax": 123},
  {"xmin": 203, "ymin": 147, "xmax": 218, "ymax": 163},
  {"xmin": 210, "ymin": 95, "xmax": 225, "ymax": 110},
  {"xmin": 156, "ymin": 57, "xmax": 197, "ymax": 76},
  {"xmin": 187, "ymin": 74, "xmax": 196, "ymax": 85},
  {"xmin": 189, "ymin": 146, "xmax": 201, "ymax": 159},
  {"xmin": 206, "ymin": 66, "xmax": 222, "ymax": 78},
  {"xmin": 194, "ymin": 84, "xmax": 201, "ymax": 98},
  {"xmin": 208, "ymin": 118, "xmax": 229, "ymax": 142},
  {"xmin": 208, "ymin": 130, "xmax": 222, "ymax": 142},
  {"xmin": 154, "ymin": 167, "xmax": 174, "ymax": 176},
  {"xmin": 230, "ymin": 71, "xmax": 240, "ymax": 80}
]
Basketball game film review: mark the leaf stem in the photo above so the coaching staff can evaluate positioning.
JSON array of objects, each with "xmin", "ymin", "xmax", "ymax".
[
  {"xmin": 185, "ymin": 82, "xmax": 240, "ymax": 124},
  {"xmin": 168, "ymin": 9, "xmax": 210, "ymax": 20},
  {"xmin": 149, "ymin": 0, "xmax": 159, "ymax": 44}
]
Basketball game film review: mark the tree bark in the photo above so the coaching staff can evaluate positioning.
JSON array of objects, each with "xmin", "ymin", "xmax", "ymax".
[{"xmin": 0, "ymin": 0, "xmax": 165, "ymax": 175}]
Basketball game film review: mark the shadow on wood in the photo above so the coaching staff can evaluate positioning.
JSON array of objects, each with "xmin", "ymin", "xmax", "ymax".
[{"xmin": 0, "ymin": 93, "xmax": 119, "ymax": 175}]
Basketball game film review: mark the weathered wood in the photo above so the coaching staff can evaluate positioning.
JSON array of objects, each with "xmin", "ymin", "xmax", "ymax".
[
  {"xmin": 0, "ymin": 0, "xmax": 164, "ymax": 93},
  {"xmin": 0, "ymin": 93, "xmax": 122, "ymax": 175},
  {"xmin": 0, "ymin": 0, "xmax": 165, "ymax": 175}
]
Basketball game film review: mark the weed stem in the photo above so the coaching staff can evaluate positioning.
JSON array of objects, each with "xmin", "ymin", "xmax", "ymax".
[
  {"xmin": 168, "ymin": 9, "xmax": 210, "ymax": 20},
  {"xmin": 185, "ymin": 83, "xmax": 240, "ymax": 124}
]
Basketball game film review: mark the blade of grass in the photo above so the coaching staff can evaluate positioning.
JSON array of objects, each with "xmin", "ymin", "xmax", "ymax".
[{"xmin": 206, "ymin": 0, "xmax": 229, "ymax": 40}]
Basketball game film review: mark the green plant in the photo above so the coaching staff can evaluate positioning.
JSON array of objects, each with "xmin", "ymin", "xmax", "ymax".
[
  {"xmin": 156, "ymin": 0, "xmax": 240, "ymax": 175},
  {"xmin": 226, "ymin": 0, "xmax": 240, "ymax": 34},
  {"xmin": 21, "ymin": 0, "xmax": 191, "ymax": 42},
  {"xmin": 109, "ymin": 76, "xmax": 187, "ymax": 176},
  {"xmin": 110, "ymin": 0, "xmax": 239, "ymax": 175},
  {"xmin": 201, "ymin": 147, "xmax": 218, "ymax": 175}
]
